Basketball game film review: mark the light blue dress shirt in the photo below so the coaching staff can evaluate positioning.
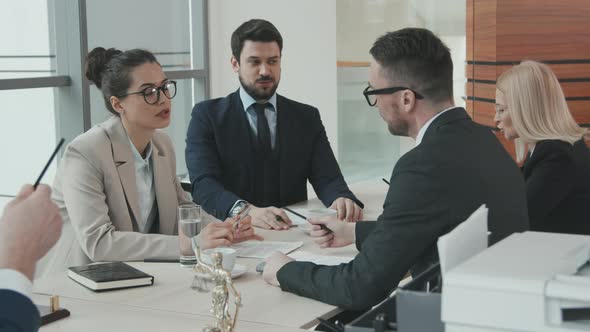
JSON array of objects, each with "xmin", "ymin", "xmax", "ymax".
[
  {"xmin": 239, "ymin": 86, "xmax": 278, "ymax": 150},
  {"xmin": 127, "ymin": 136, "xmax": 157, "ymax": 233}
]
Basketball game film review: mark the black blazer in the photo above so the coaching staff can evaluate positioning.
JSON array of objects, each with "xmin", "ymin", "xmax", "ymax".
[
  {"xmin": 185, "ymin": 90, "xmax": 361, "ymax": 219},
  {"xmin": 0, "ymin": 289, "xmax": 40, "ymax": 331},
  {"xmin": 277, "ymin": 108, "xmax": 529, "ymax": 310},
  {"xmin": 522, "ymin": 139, "xmax": 590, "ymax": 234}
]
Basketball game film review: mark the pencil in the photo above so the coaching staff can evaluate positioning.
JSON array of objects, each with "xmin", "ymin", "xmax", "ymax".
[{"xmin": 34, "ymin": 138, "xmax": 65, "ymax": 189}]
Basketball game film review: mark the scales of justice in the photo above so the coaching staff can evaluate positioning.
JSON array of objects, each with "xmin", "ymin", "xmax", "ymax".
[{"xmin": 190, "ymin": 237, "xmax": 242, "ymax": 332}]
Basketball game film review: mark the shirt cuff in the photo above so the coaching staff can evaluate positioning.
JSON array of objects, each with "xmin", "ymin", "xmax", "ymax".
[
  {"xmin": 0, "ymin": 269, "xmax": 33, "ymax": 299},
  {"xmin": 228, "ymin": 199, "xmax": 247, "ymax": 218}
]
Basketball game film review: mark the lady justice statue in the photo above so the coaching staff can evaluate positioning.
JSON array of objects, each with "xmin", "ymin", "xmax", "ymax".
[{"xmin": 192, "ymin": 242, "xmax": 242, "ymax": 332}]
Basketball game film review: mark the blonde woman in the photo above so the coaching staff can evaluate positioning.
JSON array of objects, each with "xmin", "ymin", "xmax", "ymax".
[{"xmin": 495, "ymin": 60, "xmax": 590, "ymax": 234}]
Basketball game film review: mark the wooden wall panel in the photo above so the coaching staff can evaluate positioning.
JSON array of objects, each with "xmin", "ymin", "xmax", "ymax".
[
  {"xmin": 465, "ymin": 99, "xmax": 474, "ymax": 118},
  {"xmin": 561, "ymin": 83, "xmax": 590, "ymax": 98},
  {"xmin": 473, "ymin": 0, "xmax": 497, "ymax": 62},
  {"xmin": 469, "ymin": 63, "xmax": 590, "ymax": 81},
  {"xmin": 568, "ymin": 101, "xmax": 590, "ymax": 124},
  {"xmin": 472, "ymin": 100, "xmax": 495, "ymax": 127},
  {"xmin": 497, "ymin": 1, "xmax": 590, "ymax": 61},
  {"xmin": 472, "ymin": 82, "xmax": 495, "ymax": 100},
  {"xmin": 466, "ymin": 0, "xmax": 474, "ymax": 62}
]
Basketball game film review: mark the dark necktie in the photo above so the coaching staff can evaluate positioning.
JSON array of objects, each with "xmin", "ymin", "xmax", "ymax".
[{"xmin": 254, "ymin": 103, "xmax": 271, "ymax": 155}]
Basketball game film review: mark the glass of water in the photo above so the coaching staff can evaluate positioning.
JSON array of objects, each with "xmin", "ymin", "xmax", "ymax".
[{"xmin": 178, "ymin": 204, "xmax": 201, "ymax": 267}]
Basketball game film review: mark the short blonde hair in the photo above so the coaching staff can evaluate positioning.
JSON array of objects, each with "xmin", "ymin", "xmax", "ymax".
[{"xmin": 496, "ymin": 60, "xmax": 587, "ymax": 161}]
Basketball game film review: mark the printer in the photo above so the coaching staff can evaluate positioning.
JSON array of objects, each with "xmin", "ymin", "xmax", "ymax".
[{"xmin": 442, "ymin": 231, "xmax": 590, "ymax": 331}]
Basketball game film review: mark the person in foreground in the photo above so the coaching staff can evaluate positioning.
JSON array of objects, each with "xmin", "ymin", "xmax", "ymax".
[
  {"xmin": 495, "ymin": 60, "xmax": 590, "ymax": 234},
  {"xmin": 263, "ymin": 28, "xmax": 529, "ymax": 310},
  {"xmin": 0, "ymin": 184, "xmax": 62, "ymax": 331},
  {"xmin": 185, "ymin": 19, "xmax": 363, "ymax": 230},
  {"xmin": 47, "ymin": 47, "xmax": 260, "ymax": 275}
]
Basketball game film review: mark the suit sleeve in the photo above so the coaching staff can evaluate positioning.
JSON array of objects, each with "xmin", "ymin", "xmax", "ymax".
[
  {"xmin": 0, "ymin": 289, "xmax": 40, "ymax": 332},
  {"xmin": 185, "ymin": 104, "xmax": 241, "ymax": 219},
  {"xmin": 307, "ymin": 109, "xmax": 364, "ymax": 208},
  {"xmin": 277, "ymin": 163, "xmax": 447, "ymax": 310},
  {"xmin": 59, "ymin": 145, "xmax": 178, "ymax": 262},
  {"xmin": 526, "ymin": 149, "xmax": 576, "ymax": 228}
]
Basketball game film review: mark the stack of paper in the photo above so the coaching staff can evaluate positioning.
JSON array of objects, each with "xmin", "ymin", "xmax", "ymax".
[
  {"xmin": 437, "ymin": 204, "xmax": 489, "ymax": 276},
  {"xmin": 231, "ymin": 241, "xmax": 303, "ymax": 259}
]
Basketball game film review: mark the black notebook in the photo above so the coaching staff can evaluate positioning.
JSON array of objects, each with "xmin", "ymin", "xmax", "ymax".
[{"xmin": 68, "ymin": 262, "xmax": 154, "ymax": 292}]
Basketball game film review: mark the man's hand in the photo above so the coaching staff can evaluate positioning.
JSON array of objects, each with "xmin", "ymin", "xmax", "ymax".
[
  {"xmin": 229, "ymin": 215, "xmax": 264, "ymax": 243},
  {"xmin": 308, "ymin": 214, "xmax": 356, "ymax": 248},
  {"xmin": 199, "ymin": 215, "xmax": 264, "ymax": 250},
  {"xmin": 0, "ymin": 184, "xmax": 62, "ymax": 280},
  {"xmin": 249, "ymin": 206, "xmax": 292, "ymax": 230},
  {"xmin": 329, "ymin": 197, "xmax": 363, "ymax": 222},
  {"xmin": 263, "ymin": 252, "xmax": 294, "ymax": 287}
]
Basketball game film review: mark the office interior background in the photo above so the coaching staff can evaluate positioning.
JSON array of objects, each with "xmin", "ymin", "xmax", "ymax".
[{"xmin": 0, "ymin": 0, "xmax": 467, "ymax": 211}]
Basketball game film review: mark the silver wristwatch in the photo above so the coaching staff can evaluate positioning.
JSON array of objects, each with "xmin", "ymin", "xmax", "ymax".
[{"xmin": 228, "ymin": 200, "xmax": 248, "ymax": 218}]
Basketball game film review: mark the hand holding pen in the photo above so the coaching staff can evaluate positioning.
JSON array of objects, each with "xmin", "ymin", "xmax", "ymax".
[{"xmin": 231, "ymin": 205, "xmax": 263, "ymax": 243}]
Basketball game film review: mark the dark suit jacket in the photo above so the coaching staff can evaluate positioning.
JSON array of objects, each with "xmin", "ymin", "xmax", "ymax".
[
  {"xmin": 0, "ymin": 289, "xmax": 40, "ymax": 331},
  {"xmin": 185, "ymin": 90, "xmax": 362, "ymax": 219},
  {"xmin": 277, "ymin": 108, "xmax": 529, "ymax": 310},
  {"xmin": 523, "ymin": 139, "xmax": 590, "ymax": 234}
]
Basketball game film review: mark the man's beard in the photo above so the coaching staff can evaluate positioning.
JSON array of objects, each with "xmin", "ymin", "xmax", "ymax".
[
  {"xmin": 387, "ymin": 104, "xmax": 409, "ymax": 137},
  {"xmin": 239, "ymin": 74, "xmax": 279, "ymax": 101}
]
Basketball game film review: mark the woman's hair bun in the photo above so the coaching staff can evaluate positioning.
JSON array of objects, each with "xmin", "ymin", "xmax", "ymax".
[{"xmin": 85, "ymin": 47, "xmax": 122, "ymax": 88}]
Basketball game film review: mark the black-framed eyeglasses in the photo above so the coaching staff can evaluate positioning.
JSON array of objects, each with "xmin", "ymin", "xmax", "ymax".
[
  {"xmin": 117, "ymin": 80, "xmax": 177, "ymax": 105},
  {"xmin": 363, "ymin": 85, "xmax": 424, "ymax": 107}
]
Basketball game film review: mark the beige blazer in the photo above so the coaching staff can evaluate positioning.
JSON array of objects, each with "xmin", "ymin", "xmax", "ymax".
[{"xmin": 43, "ymin": 116, "xmax": 193, "ymax": 275}]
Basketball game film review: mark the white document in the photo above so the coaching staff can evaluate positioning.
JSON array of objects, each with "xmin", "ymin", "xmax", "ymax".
[
  {"xmin": 437, "ymin": 204, "xmax": 489, "ymax": 276},
  {"xmin": 288, "ymin": 251, "xmax": 353, "ymax": 266},
  {"xmin": 231, "ymin": 241, "xmax": 303, "ymax": 259}
]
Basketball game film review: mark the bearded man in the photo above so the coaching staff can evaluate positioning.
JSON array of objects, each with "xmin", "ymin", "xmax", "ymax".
[{"xmin": 185, "ymin": 19, "xmax": 363, "ymax": 229}]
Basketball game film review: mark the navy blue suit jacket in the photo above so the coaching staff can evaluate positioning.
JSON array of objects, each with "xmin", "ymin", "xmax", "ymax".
[
  {"xmin": 0, "ymin": 289, "xmax": 40, "ymax": 332},
  {"xmin": 186, "ymin": 90, "xmax": 361, "ymax": 219}
]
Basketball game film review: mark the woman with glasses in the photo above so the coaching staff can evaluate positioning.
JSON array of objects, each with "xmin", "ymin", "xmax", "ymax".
[
  {"xmin": 495, "ymin": 60, "xmax": 590, "ymax": 234},
  {"xmin": 45, "ymin": 47, "xmax": 260, "ymax": 274}
]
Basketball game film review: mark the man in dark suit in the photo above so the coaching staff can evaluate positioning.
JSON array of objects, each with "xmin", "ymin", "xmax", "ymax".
[
  {"xmin": 0, "ymin": 184, "xmax": 62, "ymax": 331},
  {"xmin": 186, "ymin": 19, "xmax": 362, "ymax": 229},
  {"xmin": 263, "ymin": 28, "xmax": 529, "ymax": 309}
]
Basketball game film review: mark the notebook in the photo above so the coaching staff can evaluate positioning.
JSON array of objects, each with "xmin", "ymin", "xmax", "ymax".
[{"xmin": 68, "ymin": 262, "xmax": 154, "ymax": 292}]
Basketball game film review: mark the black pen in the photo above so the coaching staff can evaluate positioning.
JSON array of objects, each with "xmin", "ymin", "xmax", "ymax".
[
  {"xmin": 283, "ymin": 207, "xmax": 333, "ymax": 234},
  {"xmin": 282, "ymin": 207, "xmax": 306, "ymax": 220},
  {"xmin": 382, "ymin": 178, "xmax": 390, "ymax": 185},
  {"xmin": 34, "ymin": 138, "xmax": 65, "ymax": 189}
]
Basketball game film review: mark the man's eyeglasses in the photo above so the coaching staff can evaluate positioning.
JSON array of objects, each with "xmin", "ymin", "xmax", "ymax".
[
  {"xmin": 363, "ymin": 85, "xmax": 424, "ymax": 107},
  {"xmin": 117, "ymin": 80, "xmax": 177, "ymax": 105}
]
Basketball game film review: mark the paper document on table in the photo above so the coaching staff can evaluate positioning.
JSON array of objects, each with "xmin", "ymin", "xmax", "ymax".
[
  {"xmin": 288, "ymin": 251, "xmax": 353, "ymax": 266},
  {"xmin": 231, "ymin": 241, "xmax": 303, "ymax": 259},
  {"xmin": 437, "ymin": 204, "xmax": 488, "ymax": 276}
]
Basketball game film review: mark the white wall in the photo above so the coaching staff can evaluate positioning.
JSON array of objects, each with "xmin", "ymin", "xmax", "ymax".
[{"xmin": 208, "ymin": 0, "xmax": 339, "ymax": 153}]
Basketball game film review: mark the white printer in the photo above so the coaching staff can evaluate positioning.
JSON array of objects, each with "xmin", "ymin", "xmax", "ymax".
[{"xmin": 442, "ymin": 231, "xmax": 590, "ymax": 332}]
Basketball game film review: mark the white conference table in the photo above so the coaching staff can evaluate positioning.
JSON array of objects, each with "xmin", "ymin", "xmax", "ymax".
[{"xmin": 33, "ymin": 179, "xmax": 387, "ymax": 331}]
